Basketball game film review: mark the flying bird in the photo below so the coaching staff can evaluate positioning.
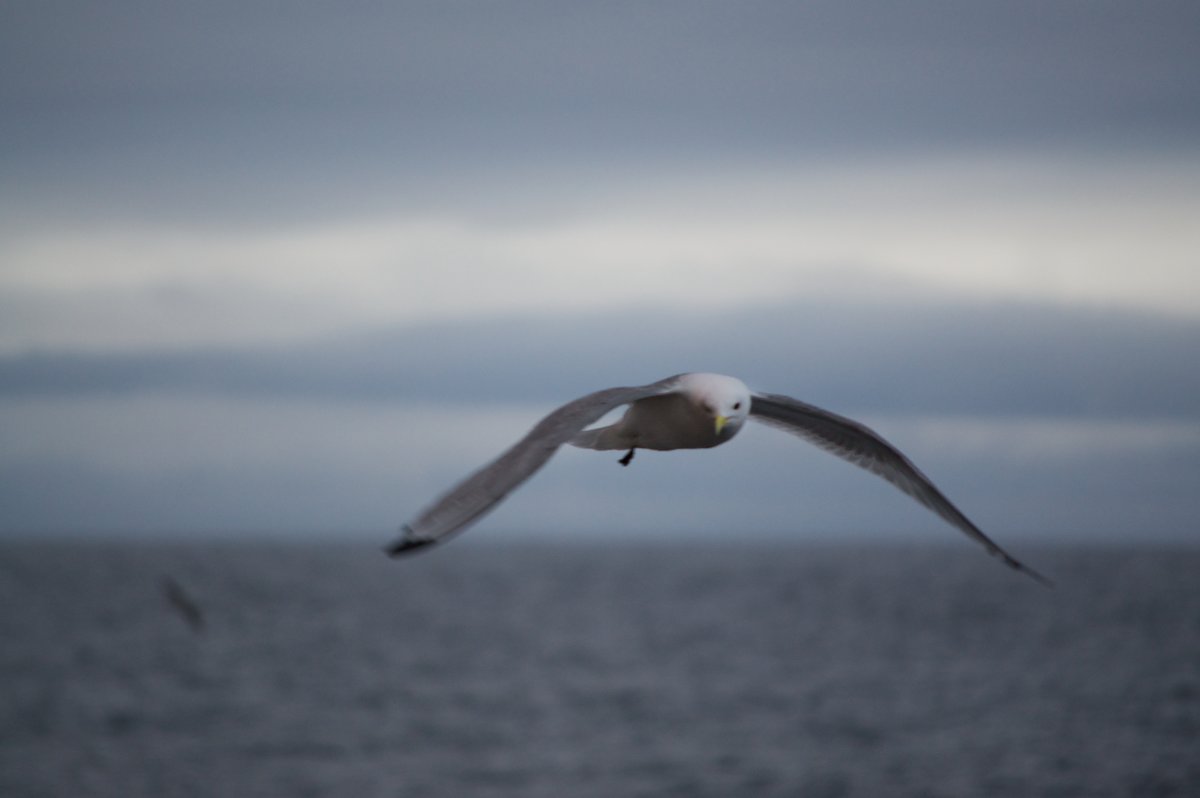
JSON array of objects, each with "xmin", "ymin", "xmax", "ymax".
[
  {"xmin": 162, "ymin": 575, "xmax": 206, "ymax": 633},
  {"xmin": 386, "ymin": 373, "xmax": 1048, "ymax": 584}
]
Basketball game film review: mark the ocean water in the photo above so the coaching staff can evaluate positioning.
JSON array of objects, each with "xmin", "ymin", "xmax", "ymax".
[{"xmin": 1, "ymin": 539, "xmax": 1197, "ymax": 798}]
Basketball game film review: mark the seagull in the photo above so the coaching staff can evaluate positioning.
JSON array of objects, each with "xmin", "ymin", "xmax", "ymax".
[
  {"xmin": 162, "ymin": 575, "xmax": 206, "ymax": 633},
  {"xmin": 386, "ymin": 372, "xmax": 1049, "ymax": 585}
]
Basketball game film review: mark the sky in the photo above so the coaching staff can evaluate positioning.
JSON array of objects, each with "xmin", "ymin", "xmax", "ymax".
[{"xmin": 2, "ymin": 1, "xmax": 1199, "ymax": 550}]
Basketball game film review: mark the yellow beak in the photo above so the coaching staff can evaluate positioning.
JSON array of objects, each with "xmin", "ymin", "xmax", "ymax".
[{"xmin": 714, "ymin": 415, "xmax": 728, "ymax": 435}]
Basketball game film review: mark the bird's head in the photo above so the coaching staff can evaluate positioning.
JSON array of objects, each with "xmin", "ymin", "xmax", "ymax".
[{"xmin": 682, "ymin": 373, "xmax": 751, "ymax": 439}]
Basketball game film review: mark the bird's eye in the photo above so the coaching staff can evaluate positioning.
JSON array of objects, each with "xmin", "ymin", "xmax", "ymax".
[{"xmin": 733, "ymin": 402, "xmax": 742, "ymax": 410}]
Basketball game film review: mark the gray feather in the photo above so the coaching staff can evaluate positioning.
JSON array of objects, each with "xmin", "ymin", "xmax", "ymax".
[
  {"xmin": 748, "ymin": 392, "xmax": 1050, "ymax": 586},
  {"xmin": 387, "ymin": 375, "xmax": 684, "ymax": 554}
]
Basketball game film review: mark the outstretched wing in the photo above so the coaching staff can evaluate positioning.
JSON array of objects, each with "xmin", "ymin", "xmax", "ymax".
[
  {"xmin": 387, "ymin": 375, "xmax": 686, "ymax": 556},
  {"xmin": 749, "ymin": 392, "xmax": 1050, "ymax": 585}
]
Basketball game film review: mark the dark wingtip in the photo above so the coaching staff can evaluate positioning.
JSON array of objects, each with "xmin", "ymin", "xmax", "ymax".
[
  {"xmin": 161, "ymin": 575, "xmax": 207, "ymax": 632},
  {"xmin": 385, "ymin": 526, "xmax": 437, "ymax": 558},
  {"xmin": 1022, "ymin": 565, "xmax": 1055, "ymax": 589},
  {"xmin": 1003, "ymin": 553, "xmax": 1054, "ymax": 588}
]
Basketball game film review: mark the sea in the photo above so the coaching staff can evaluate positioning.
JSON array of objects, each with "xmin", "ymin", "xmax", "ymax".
[{"xmin": 1, "ymin": 538, "xmax": 1196, "ymax": 798}]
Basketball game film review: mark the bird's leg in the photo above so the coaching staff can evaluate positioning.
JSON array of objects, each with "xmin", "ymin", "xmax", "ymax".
[{"xmin": 618, "ymin": 448, "xmax": 636, "ymax": 466}]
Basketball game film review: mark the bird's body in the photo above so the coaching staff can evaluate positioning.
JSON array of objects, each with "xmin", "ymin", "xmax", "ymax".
[
  {"xmin": 162, "ymin": 576, "xmax": 205, "ymax": 633},
  {"xmin": 570, "ymin": 373, "xmax": 749, "ymax": 453},
  {"xmin": 387, "ymin": 372, "xmax": 1048, "ymax": 585}
]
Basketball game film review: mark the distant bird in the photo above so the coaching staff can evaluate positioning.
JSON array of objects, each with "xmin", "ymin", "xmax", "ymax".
[
  {"xmin": 387, "ymin": 372, "xmax": 1049, "ymax": 585},
  {"xmin": 162, "ymin": 576, "xmax": 206, "ymax": 633}
]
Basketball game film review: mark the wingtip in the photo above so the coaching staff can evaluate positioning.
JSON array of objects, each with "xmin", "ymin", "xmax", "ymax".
[
  {"xmin": 384, "ymin": 525, "xmax": 437, "ymax": 558},
  {"xmin": 1003, "ymin": 553, "xmax": 1054, "ymax": 588},
  {"xmin": 1021, "ymin": 564, "xmax": 1055, "ymax": 589}
]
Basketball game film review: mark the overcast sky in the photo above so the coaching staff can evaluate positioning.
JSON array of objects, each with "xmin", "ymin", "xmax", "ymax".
[{"xmin": 2, "ymin": 2, "xmax": 1198, "ymax": 551}]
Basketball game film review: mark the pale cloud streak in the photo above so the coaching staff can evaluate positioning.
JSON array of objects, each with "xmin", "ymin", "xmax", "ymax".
[{"xmin": 4, "ymin": 155, "xmax": 1198, "ymax": 353}]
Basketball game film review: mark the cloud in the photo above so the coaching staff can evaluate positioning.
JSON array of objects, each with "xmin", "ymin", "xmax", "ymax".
[
  {"xmin": 4, "ymin": 2, "xmax": 1200, "ymax": 230},
  {"xmin": 3, "ymin": 297, "xmax": 1198, "ymax": 419},
  {"xmin": 4, "ymin": 154, "xmax": 1199, "ymax": 357},
  {"xmin": 6, "ymin": 2, "xmax": 1197, "ymax": 144}
]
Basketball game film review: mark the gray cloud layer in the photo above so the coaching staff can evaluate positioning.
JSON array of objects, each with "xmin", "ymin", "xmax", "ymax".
[
  {"xmin": 5, "ymin": 2, "xmax": 1199, "ymax": 226},
  {"xmin": 3, "ymin": 297, "xmax": 1197, "ymax": 418},
  {"xmin": 7, "ymin": 2, "xmax": 1196, "ymax": 140}
]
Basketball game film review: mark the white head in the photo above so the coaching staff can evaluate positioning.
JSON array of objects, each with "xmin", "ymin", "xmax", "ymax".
[{"xmin": 679, "ymin": 372, "xmax": 752, "ymax": 438}]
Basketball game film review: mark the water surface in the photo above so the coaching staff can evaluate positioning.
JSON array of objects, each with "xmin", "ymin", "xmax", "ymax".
[{"xmin": 2, "ymin": 539, "xmax": 1196, "ymax": 797}]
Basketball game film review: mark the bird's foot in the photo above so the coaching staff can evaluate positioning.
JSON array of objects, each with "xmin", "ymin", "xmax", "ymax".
[{"xmin": 618, "ymin": 448, "xmax": 635, "ymax": 466}]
